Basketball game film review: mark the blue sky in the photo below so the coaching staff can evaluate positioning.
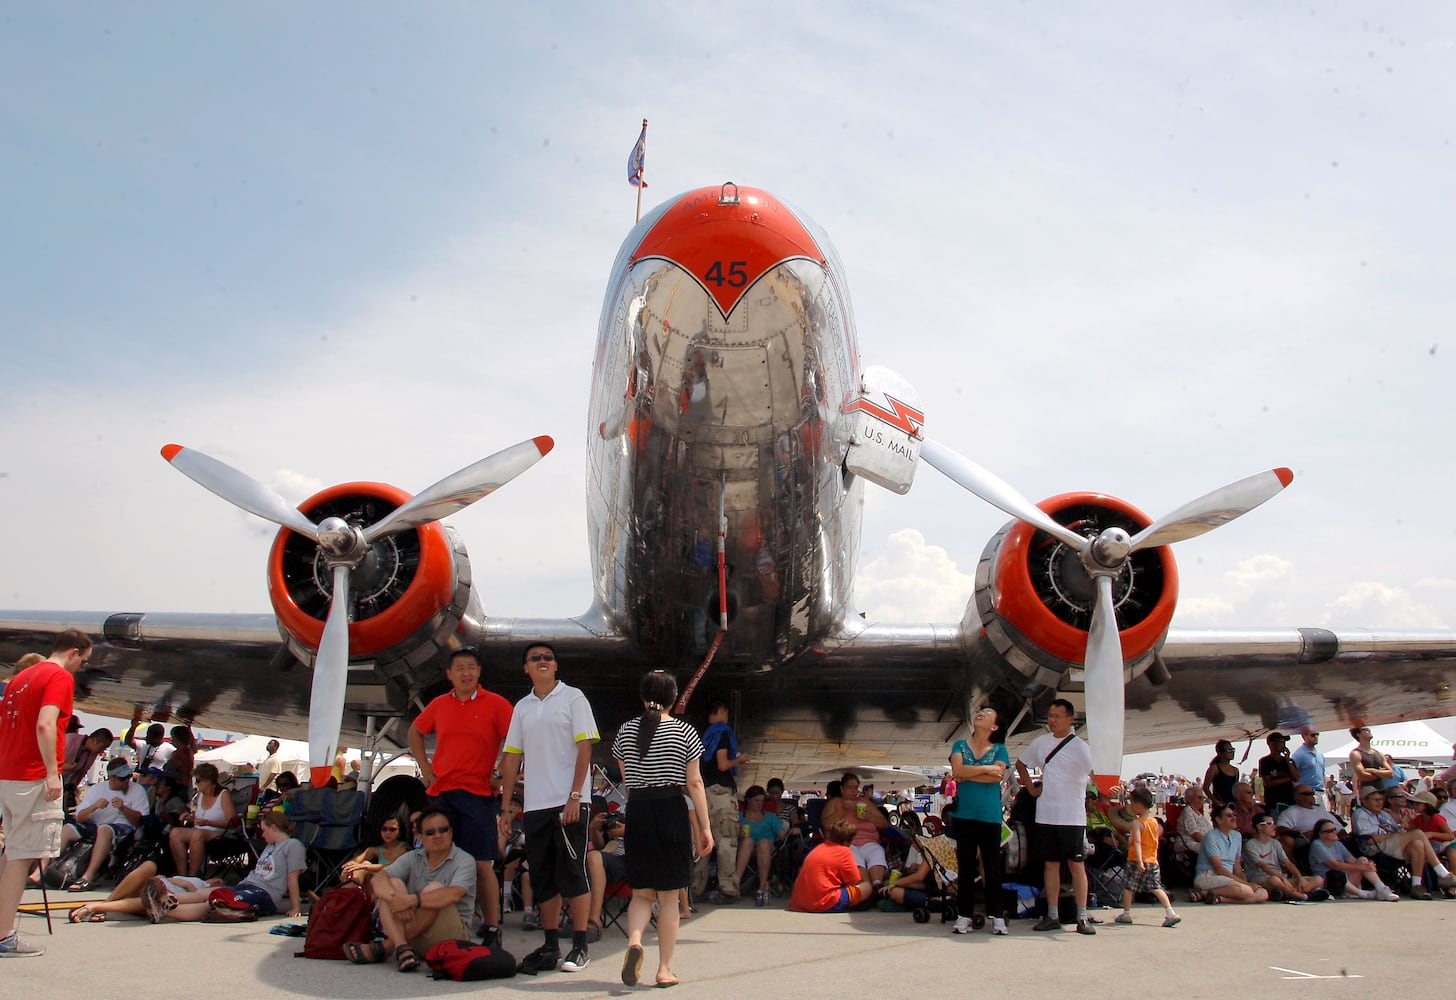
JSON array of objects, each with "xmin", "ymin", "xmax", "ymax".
[{"xmin": 3, "ymin": 3, "xmax": 1453, "ymax": 639}]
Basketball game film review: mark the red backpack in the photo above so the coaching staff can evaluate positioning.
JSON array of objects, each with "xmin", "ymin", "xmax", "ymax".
[
  {"xmin": 296, "ymin": 883, "xmax": 373, "ymax": 960},
  {"xmin": 424, "ymin": 939, "xmax": 516, "ymax": 981}
]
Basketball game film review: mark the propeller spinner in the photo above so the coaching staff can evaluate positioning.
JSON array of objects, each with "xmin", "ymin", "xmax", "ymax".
[
  {"xmin": 162, "ymin": 437, "xmax": 554, "ymax": 782},
  {"xmin": 919, "ymin": 439, "xmax": 1292, "ymax": 792}
]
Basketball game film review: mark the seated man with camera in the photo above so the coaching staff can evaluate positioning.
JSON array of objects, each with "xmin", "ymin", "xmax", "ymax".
[{"xmin": 60, "ymin": 758, "xmax": 148, "ymax": 890}]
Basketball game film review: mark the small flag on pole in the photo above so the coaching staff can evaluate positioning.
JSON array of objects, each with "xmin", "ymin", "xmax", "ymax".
[{"xmin": 627, "ymin": 120, "xmax": 648, "ymax": 188}]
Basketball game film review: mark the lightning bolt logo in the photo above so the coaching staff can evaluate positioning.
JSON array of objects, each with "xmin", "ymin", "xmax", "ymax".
[{"xmin": 842, "ymin": 393, "xmax": 925, "ymax": 438}]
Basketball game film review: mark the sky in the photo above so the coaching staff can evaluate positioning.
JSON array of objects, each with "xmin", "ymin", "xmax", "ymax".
[{"xmin": 4, "ymin": 4, "xmax": 1454, "ymax": 652}]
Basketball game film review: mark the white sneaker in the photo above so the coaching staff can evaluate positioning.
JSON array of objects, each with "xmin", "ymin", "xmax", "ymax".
[
  {"xmin": 0, "ymin": 932, "xmax": 44, "ymax": 958},
  {"xmin": 990, "ymin": 916, "xmax": 1008, "ymax": 935},
  {"xmin": 1374, "ymin": 885, "xmax": 1400, "ymax": 902},
  {"xmin": 952, "ymin": 915, "xmax": 974, "ymax": 934}
]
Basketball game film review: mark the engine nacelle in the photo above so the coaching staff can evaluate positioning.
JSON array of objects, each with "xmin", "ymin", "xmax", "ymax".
[
  {"xmin": 972, "ymin": 492, "xmax": 1179, "ymax": 697},
  {"xmin": 267, "ymin": 482, "xmax": 479, "ymax": 686}
]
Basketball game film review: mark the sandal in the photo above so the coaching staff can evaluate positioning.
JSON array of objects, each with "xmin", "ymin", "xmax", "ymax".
[
  {"xmin": 622, "ymin": 944, "xmax": 644, "ymax": 986},
  {"xmin": 68, "ymin": 906, "xmax": 106, "ymax": 923},
  {"xmin": 67, "ymin": 879, "xmax": 93, "ymax": 893},
  {"xmin": 656, "ymin": 974, "xmax": 682, "ymax": 988},
  {"xmin": 1204, "ymin": 893, "xmax": 1221, "ymax": 905},
  {"xmin": 395, "ymin": 946, "xmax": 420, "ymax": 973},
  {"xmin": 344, "ymin": 940, "xmax": 389, "ymax": 965}
]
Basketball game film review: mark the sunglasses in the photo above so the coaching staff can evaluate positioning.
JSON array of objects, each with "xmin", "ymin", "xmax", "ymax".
[
  {"xmin": 421, "ymin": 825, "xmax": 451, "ymax": 837},
  {"xmin": 526, "ymin": 652, "xmax": 556, "ymax": 663}
]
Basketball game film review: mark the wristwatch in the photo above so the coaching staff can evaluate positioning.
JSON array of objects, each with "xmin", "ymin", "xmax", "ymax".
[{"xmin": 569, "ymin": 791, "xmax": 582, "ymax": 801}]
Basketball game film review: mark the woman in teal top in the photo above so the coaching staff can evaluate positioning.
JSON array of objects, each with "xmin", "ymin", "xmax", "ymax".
[{"xmin": 948, "ymin": 705, "xmax": 1011, "ymax": 935}]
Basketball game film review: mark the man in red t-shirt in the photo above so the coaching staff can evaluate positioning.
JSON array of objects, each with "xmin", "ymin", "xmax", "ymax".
[
  {"xmin": 408, "ymin": 646, "xmax": 514, "ymax": 947},
  {"xmin": 0, "ymin": 628, "xmax": 92, "ymax": 957},
  {"xmin": 788, "ymin": 819, "xmax": 872, "ymax": 913}
]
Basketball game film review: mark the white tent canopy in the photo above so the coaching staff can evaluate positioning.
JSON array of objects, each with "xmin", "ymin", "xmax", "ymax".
[
  {"xmin": 195, "ymin": 734, "xmax": 311, "ymax": 779},
  {"xmin": 1323, "ymin": 720, "xmax": 1454, "ymax": 765}
]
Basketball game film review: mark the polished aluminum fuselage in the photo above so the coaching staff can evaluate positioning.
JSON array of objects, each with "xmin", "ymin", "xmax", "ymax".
[{"xmin": 585, "ymin": 192, "xmax": 862, "ymax": 669}]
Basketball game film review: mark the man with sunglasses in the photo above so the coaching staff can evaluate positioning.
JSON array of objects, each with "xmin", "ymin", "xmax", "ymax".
[
  {"xmin": 1290, "ymin": 727, "xmax": 1326, "ymax": 805},
  {"xmin": 360, "ymin": 808, "xmax": 478, "ymax": 972},
  {"xmin": 499, "ymin": 643, "xmax": 600, "ymax": 975},
  {"xmin": 409, "ymin": 646, "xmax": 513, "ymax": 949},
  {"xmin": 1274, "ymin": 785, "xmax": 1342, "ymax": 857}
]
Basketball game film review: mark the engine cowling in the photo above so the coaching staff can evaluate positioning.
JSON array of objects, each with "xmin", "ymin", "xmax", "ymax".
[
  {"xmin": 267, "ymin": 482, "xmax": 477, "ymax": 683},
  {"xmin": 972, "ymin": 491, "xmax": 1179, "ymax": 695}
]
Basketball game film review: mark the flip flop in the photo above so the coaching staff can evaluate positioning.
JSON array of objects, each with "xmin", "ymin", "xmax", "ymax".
[
  {"xmin": 395, "ymin": 946, "xmax": 420, "ymax": 973},
  {"xmin": 344, "ymin": 940, "xmax": 388, "ymax": 965},
  {"xmin": 68, "ymin": 906, "xmax": 105, "ymax": 923},
  {"xmin": 622, "ymin": 944, "xmax": 644, "ymax": 986},
  {"xmin": 656, "ymin": 975, "xmax": 681, "ymax": 988}
]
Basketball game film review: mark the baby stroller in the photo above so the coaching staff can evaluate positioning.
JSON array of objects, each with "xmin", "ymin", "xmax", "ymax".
[{"xmin": 905, "ymin": 832, "xmax": 966, "ymax": 926}]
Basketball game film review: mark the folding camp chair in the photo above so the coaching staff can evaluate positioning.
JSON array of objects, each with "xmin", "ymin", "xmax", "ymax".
[
  {"xmin": 205, "ymin": 785, "xmax": 261, "ymax": 883},
  {"xmin": 307, "ymin": 788, "xmax": 366, "ymax": 891}
]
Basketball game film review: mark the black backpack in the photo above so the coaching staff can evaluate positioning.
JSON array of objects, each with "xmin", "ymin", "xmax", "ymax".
[{"xmin": 43, "ymin": 839, "xmax": 94, "ymax": 889}]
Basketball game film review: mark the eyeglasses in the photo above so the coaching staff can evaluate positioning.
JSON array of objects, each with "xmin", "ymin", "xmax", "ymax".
[
  {"xmin": 421, "ymin": 826, "xmax": 451, "ymax": 837},
  {"xmin": 526, "ymin": 652, "xmax": 556, "ymax": 663},
  {"xmin": 1316, "ymin": 826, "xmax": 1337, "ymax": 835}
]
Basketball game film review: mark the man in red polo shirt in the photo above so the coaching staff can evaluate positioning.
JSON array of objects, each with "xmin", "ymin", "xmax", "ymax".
[
  {"xmin": 408, "ymin": 646, "xmax": 513, "ymax": 949},
  {"xmin": 0, "ymin": 628, "xmax": 92, "ymax": 958}
]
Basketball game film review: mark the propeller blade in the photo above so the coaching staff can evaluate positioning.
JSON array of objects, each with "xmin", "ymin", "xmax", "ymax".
[
  {"xmin": 308, "ymin": 564, "xmax": 351, "ymax": 778},
  {"xmin": 1084, "ymin": 574, "xmax": 1125, "ymax": 794},
  {"xmin": 1129, "ymin": 468, "xmax": 1294, "ymax": 552},
  {"xmin": 919, "ymin": 439, "xmax": 1088, "ymax": 551},
  {"xmin": 161, "ymin": 444, "xmax": 320, "ymax": 540},
  {"xmin": 363, "ymin": 435, "xmax": 555, "ymax": 543}
]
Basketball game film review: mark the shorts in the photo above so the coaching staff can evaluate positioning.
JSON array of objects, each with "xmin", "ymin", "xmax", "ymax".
[
  {"xmin": 0, "ymin": 778, "xmax": 65, "ymax": 860},
  {"xmin": 1193, "ymin": 871, "xmax": 1237, "ymax": 892},
  {"xmin": 826, "ymin": 884, "xmax": 866, "ymax": 913},
  {"xmin": 1379, "ymin": 837, "xmax": 1409, "ymax": 860},
  {"xmin": 1034, "ymin": 823, "xmax": 1087, "ymax": 863},
  {"xmin": 67, "ymin": 821, "xmax": 135, "ymax": 843},
  {"xmin": 408, "ymin": 903, "xmax": 469, "ymax": 954},
  {"xmin": 522, "ymin": 805, "xmax": 590, "ymax": 902},
  {"xmin": 430, "ymin": 789, "xmax": 500, "ymax": 862},
  {"xmin": 850, "ymin": 841, "xmax": 888, "ymax": 871},
  {"xmin": 1126, "ymin": 863, "xmax": 1164, "ymax": 893}
]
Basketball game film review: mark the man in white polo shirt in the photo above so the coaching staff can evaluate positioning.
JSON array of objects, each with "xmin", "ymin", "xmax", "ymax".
[{"xmin": 499, "ymin": 643, "xmax": 599, "ymax": 976}]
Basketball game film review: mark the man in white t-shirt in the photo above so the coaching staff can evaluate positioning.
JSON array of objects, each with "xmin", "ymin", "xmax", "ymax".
[
  {"xmin": 1015, "ymin": 698, "xmax": 1096, "ymax": 936},
  {"xmin": 60, "ymin": 758, "xmax": 149, "ymax": 889},
  {"xmin": 1275, "ymin": 784, "xmax": 1342, "ymax": 855},
  {"xmin": 499, "ymin": 643, "xmax": 600, "ymax": 976},
  {"xmin": 1440, "ymin": 781, "xmax": 1456, "ymax": 830}
]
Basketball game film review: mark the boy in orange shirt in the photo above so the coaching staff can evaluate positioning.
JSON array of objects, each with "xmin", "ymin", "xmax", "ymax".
[
  {"xmin": 1115, "ymin": 788, "xmax": 1181, "ymax": 928},
  {"xmin": 788, "ymin": 820, "xmax": 871, "ymax": 913}
]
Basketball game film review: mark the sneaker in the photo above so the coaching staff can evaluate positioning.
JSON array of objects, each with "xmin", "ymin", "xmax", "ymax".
[
  {"xmin": 517, "ymin": 945, "xmax": 561, "ymax": 975},
  {"xmin": 1114, "ymin": 912, "xmax": 1134, "ymax": 925},
  {"xmin": 143, "ymin": 877, "xmax": 169, "ymax": 924},
  {"xmin": 990, "ymin": 917, "xmax": 1008, "ymax": 936},
  {"xmin": 522, "ymin": 907, "xmax": 541, "ymax": 931},
  {"xmin": 479, "ymin": 925, "xmax": 501, "ymax": 950},
  {"xmin": 1374, "ymin": 885, "xmax": 1401, "ymax": 902},
  {"xmin": 1032, "ymin": 915, "xmax": 1061, "ymax": 932},
  {"xmin": 1161, "ymin": 914, "xmax": 1182, "ymax": 928},
  {"xmin": 1083, "ymin": 912, "xmax": 1103, "ymax": 924},
  {"xmin": 1307, "ymin": 888, "xmax": 1331, "ymax": 902},
  {"xmin": 1075, "ymin": 918, "xmax": 1097, "ymax": 935},
  {"xmin": 0, "ymin": 932, "xmax": 44, "ymax": 958},
  {"xmin": 952, "ymin": 915, "xmax": 974, "ymax": 934},
  {"xmin": 561, "ymin": 946, "xmax": 590, "ymax": 973}
]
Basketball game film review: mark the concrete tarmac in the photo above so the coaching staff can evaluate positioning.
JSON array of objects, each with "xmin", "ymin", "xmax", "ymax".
[{"xmin": 5, "ymin": 890, "xmax": 1449, "ymax": 1000}]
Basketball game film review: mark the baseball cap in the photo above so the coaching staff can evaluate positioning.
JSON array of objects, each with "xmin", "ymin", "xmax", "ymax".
[
  {"xmin": 1267, "ymin": 732, "xmax": 1288, "ymax": 743},
  {"xmin": 106, "ymin": 758, "xmax": 133, "ymax": 778}
]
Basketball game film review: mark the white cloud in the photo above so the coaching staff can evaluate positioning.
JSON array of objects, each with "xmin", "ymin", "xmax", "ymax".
[
  {"xmin": 1322, "ymin": 581, "xmax": 1448, "ymax": 630},
  {"xmin": 854, "ymin": 528, "xmax": 974, "ymax": 624}
]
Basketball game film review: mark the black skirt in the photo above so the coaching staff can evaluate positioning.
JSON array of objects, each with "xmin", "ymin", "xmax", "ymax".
[{"xmin": 623, "ymin": 793, "xmax": 694, "ymax": 891}]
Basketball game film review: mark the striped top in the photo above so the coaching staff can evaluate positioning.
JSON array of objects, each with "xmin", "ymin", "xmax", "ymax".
[{"xmin": 611, "ymin": 716, "xmax": 705, "ymax": 789}]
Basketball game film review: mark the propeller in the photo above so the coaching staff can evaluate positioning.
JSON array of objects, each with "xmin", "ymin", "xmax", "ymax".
[
  {"xmin": 162, "ymin": 436, "xmax": 554, "ymax": 778},
  {"xmin": 920, "ymin": 439, "xmax": 1292, "ymax": 791}
]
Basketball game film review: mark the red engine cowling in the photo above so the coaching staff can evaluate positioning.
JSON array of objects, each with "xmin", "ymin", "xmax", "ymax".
[
  {"xmin": 267, "ymin": 482, "xmax": 475, "ymax": 676},
  {"xmin": 972, "ymin": 492, "xmax": 1178, "ymax": 691}
]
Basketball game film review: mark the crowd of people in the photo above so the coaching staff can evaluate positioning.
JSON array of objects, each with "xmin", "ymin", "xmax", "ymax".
[{"xmin": 5, "ymin": 628, "xmax": 1456, "ymax": 975}]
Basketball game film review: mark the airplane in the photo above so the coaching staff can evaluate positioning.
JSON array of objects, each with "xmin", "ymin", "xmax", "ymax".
[{"xmin": 4, "ymin": 181, "xmax": 1455, "ymax": 792}]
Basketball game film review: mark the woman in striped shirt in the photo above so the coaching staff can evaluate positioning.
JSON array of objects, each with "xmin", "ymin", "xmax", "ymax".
[{"xmin": 610, "ymin": 671, "xmax": 714, "ymax": 988}]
